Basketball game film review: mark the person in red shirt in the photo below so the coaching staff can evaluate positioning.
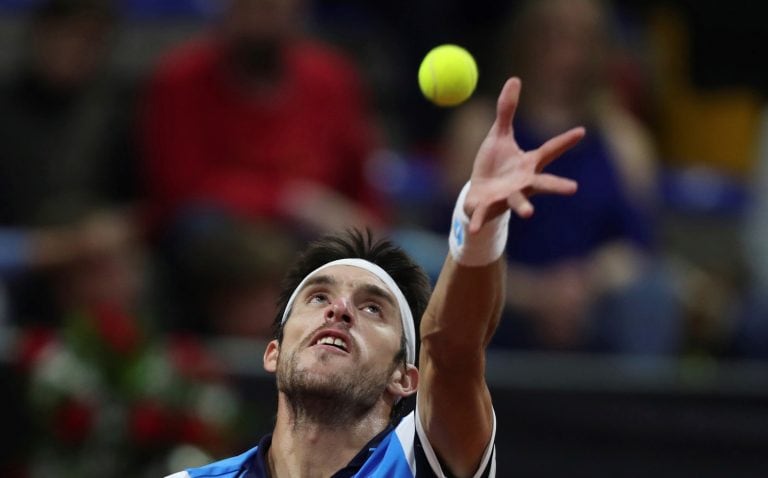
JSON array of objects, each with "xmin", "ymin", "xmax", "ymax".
[
  {"xmin": 141, "ymin": 0, "xmax": 383, "ymax": 237},
  {"xmin": 140, "ymin": 0, "xmax": 384, "ymax": 335}
]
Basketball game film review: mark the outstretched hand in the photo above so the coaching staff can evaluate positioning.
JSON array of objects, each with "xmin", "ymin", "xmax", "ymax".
[{"xmin": 465, "ymin": 77, "xmax": 585, "ymax": 233}]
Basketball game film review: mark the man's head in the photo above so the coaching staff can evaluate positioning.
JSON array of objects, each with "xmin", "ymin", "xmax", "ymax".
[
  {"xmin": 29, "ymin": 0, "xmax": 115, "ymax": 89},
  {"xmin": 218, "ymin": 0, "xmax": 305, "ymax": 80},
  {"xmin": 264, "ymin": 230, "xmax": 431, "ymax": 425},
  {"xmin": 504, "ymin": 0, "xmax": 609, "ymax": 118}
]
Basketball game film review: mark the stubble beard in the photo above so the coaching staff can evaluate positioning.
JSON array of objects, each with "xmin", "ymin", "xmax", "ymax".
[{"xmin": 276, "ymin": 346, "xmax": 397, "ymax": 429}]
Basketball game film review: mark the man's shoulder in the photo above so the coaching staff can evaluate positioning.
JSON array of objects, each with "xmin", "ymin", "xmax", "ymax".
[
  {"xmin": 167, "ymin": 445, "xmax": 260, "ymax": 478},
  {"xmin": 287, "ymin": 39, "xmax": 366, "ymax": 92},
  {"xmin": 394, "ymin": 409, "xmax": 417, "ymax": 435},
  {"xmin": 151, "ymin": 35, "xmax": 220, "ymax": 87}
]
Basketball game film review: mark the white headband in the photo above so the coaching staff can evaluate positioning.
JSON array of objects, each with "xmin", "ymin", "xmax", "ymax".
[{"xmin": 280, "ymin": 258, "xmax": 416, "ymax": 364}]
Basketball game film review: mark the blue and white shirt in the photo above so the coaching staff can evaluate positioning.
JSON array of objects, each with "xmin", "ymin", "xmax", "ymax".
[{"xmin": 166, "ymin": 407, "xmax": 496, "ymax": 477}]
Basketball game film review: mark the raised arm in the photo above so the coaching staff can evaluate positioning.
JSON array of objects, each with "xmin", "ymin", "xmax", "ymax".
[{"xmin": 417, "ymin": 78, "xmax": 585, "ymax": 477}]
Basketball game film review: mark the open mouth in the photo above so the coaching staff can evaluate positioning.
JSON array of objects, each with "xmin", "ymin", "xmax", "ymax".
[{"xmin": 314, "ymin": 335, "xmax": 348, "ymax": 352}]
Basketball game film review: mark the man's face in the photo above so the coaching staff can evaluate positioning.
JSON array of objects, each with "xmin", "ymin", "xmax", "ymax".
[
  {"xmin": 219, "ymin": 0, "xmax": 303, "ymax": 79},
  {"xmin": 221, "ymin": 0, "xmax": 302, "ymax": 45},
  {"xmin": 33, "ymin": 13, "xmax": 112, "ymax": 88},
  {"xmin": 522, "ymin": 0, "xmax": 606, "ymax": 104},
  {"xmin": 264, "ymin": 265, "xmax": 407, "ymax": 415}
]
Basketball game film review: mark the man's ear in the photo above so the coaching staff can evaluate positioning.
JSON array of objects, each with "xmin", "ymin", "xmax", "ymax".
[
  {"xmin": 263, "ymin": 340, "xmax": 280, "ymax": 373},
  {"xmin": 387, "ymin": 363, "xmax": 419, "ymax": 398}
]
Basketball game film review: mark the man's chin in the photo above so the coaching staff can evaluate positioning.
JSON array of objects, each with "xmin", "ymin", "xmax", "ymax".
[
  {"xmin": 295, "ymin": 354, "xmax": 353, "ymax": 378},
  {"xmin": 305, "ymin": 345, "xmax": 354, "ymax": 362},
  {"xmin": 281, "ymin": 367, "xmax": 352, "ymax": 398}
]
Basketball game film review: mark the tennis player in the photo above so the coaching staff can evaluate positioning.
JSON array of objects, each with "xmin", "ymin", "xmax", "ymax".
[{"xmin": 166, "ymin": 78, "xmax": 585, "ymax": 477}]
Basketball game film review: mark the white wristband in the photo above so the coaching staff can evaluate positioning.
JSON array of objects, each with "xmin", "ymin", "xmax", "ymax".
[{"xmin": 449, "ymin": 182, "xmax": 510, "ymax": 266}]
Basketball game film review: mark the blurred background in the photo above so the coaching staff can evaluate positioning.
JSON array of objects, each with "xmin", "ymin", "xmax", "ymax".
[{"xmin": 0, "ymin": 0, "xmax": 767, "ymax": 476}]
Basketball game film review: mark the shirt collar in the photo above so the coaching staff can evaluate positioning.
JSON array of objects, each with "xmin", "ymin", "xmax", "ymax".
[{"xmin": 248, "ymin": 425, "xmax": 394, "ymax": 478}]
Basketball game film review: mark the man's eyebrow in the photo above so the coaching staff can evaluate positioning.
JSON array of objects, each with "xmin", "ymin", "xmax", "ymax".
[
  {"xmin": 299, "ymin": 274, "xmax": 396, "ymax": 308},
  {"xmin": 361, "ymin": 283, "xmax": 397, "ymax": 309},
  {"xmin": 300, "ymin": 274, "xmax": 337, "ymax": 292}
]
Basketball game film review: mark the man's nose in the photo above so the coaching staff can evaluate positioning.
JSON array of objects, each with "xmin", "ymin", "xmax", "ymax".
[{"xmin": 325, "ymin": 297, "xmax": 353, "ymax": 324}]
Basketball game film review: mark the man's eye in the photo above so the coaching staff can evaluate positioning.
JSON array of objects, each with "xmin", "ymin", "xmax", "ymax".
[
  {"xmin": 362, "ymin": 304, "xmax": 382, "ymax": 315},
  {"xmin": 308, "ymin": 293, "xmax": 328, "ymax": 304}
]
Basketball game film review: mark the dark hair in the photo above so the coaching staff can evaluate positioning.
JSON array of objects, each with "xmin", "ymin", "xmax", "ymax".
[{"xmin": 273, "ymin": 229, "xmax": 431, "ymax": 422}]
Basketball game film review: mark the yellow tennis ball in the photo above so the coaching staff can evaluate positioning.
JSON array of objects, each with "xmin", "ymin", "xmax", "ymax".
[{"xmin": 418, "ymin": 44, "xmax": 478, "ymax": 107}]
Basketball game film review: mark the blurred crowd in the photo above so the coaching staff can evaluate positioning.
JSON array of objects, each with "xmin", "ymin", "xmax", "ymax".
[{"xmin": 0, "ymin": 0, "xmax": 767, "ymax": 475}]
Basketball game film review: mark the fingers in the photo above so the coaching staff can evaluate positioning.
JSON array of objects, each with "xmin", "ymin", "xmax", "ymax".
[
  {"xmin": 468, "ymin": 202, "xmax": 489, "ymax": 234},
  {"xmin": 508, "ymin": 192, "xmax": 534, "ymax": 219},
  {"xmin": 493, "ymin": 77, "xmax": 521, "ymax": 137},
  {"xmin": 530, "ymin": 174, "xmax": 578, "ymax": 196},
  {"xmin": 535, "ymin": 126, "xmax": 585, "ymax": 170},
  {"xmin": 469, "ymin": 192, "xmax": 533, "ymax": 233}
]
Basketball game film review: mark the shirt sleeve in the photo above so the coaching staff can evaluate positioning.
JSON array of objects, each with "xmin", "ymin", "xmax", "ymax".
[
  {"xmin": 411, "ymin": 405, "xmax": 497, "ymax": 478},
  {"xmin": 0, "ymin": 229, "xmax": 32, "ymax": 277}
]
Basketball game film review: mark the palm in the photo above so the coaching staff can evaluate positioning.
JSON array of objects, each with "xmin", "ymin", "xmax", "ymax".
[{"xmin": 464, "ymin": 78, "xmax": 585, "ymax": 233}]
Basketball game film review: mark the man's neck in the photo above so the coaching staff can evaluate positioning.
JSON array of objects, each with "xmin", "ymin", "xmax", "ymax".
[{"xmin": 267, "ymin": 395, "xmax": 391, "ymax": 478}]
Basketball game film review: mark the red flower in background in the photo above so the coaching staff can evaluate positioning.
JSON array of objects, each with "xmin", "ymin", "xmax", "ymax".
[
  {"xmin": 91, "ymin": 302, "xmax": 141, "ymax": 356},
  {"xmin": 53, "ymin": 399, "xmax": 94, "ymax": 444},
  {"xmin": 177, "ymin": 414, "xmax": 208, "ymax": 445},
  {"xmin": 168, "ymin": 334, "xmax": 223, "ymax": 381},
  {"xmin": 16, "ymin": 326, "xmax": 56, "ymax": 370},
  {"xmin": 129, "ymin": 400, "xmax": 173, "ymax": 446},
  {"xmin": 22, "ymin": 302, "xmax": 241, "ymax": 470}
]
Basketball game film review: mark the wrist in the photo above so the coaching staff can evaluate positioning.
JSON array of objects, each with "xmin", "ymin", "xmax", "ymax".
[{"xmin": 448, "ymin": 182, "xmax": 510, "ymax": 266}]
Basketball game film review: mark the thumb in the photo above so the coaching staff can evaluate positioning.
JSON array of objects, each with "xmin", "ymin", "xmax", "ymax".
[{"xmin": 468, "ymin": 202, "xmax": 489, "ymax": 234}]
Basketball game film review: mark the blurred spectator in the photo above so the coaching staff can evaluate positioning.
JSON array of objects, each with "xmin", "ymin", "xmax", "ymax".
[
  {"xmin": 433, "ymin": 0, "xmax": 681, "ymax": 354},
  {"xmin": 0, "ymin": 215, "xmax": 134, "ymax": 327},
  {"xmin": 752, "ymin": 121, "xmax": 768, "ymax": 278},
  {"xmin": 736, "ymin": 107, "xmax": 768, "ymax": 359},
  {"xmin": 0, "ymin": 211, "xmax": 141, "ymax": 278},
  {"xmin": 646, "ymin": 6, "xmax": 758, "ymax": 356},
  {"xmin": 15, "ymin": 208, "xmax": 241, "ymax": 477},
  {"xmin": 0, "ymin": 226, "xmax": 86, "ymax": 279},
  {"xmin": 177, "ymin": 220, "xmax": 298, "ymax": 338},
  {"xmin": 0, "ymin": 0, "xmax": 139, "ymax": 327},
  {"xmin": 139, "ymin": 0, "xmax": 387, "ymax": 333},
  {"xmin": 0, "ymin": 0, "xmax": 137, "ymax": 224},
  {"xmin": 140, "ymin": 0, "xmax": 384, "ymax": 237},
  {"xmin": 648, "ymin": 5, "xmax": 762, "ymax": 179}
]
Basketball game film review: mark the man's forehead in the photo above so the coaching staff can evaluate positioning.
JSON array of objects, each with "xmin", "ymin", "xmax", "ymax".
[
  {"xmin": 314, "ymin": 264, "xmax": 382, "ymax": 281},
  {"xmin": 299, "ymin": 265, "xmax": 400, "ymax": 309},
  {"xmin": 302, "ymin": 265, "xmax": 390, "ymax": 292}
]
